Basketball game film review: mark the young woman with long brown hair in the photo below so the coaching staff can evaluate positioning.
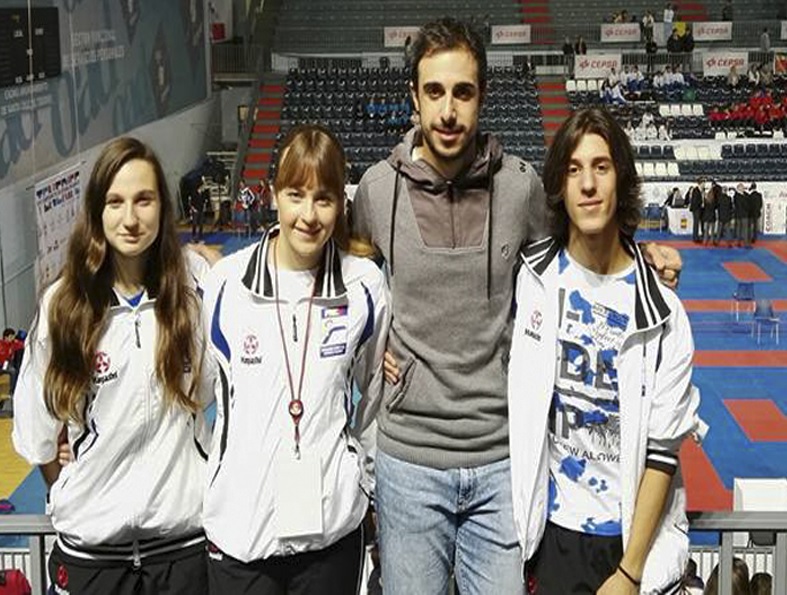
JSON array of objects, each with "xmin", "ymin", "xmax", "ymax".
[
  {"xmin": 201, "ymin": 124, "xmax": 390, "ymax": 594},
  {"xmin": 13, "ymin": 136, "xmax": 212, "ymax": 595}
]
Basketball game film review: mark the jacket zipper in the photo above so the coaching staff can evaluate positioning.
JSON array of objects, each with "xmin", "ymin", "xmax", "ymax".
[
  {"xmin": 447, "ymin": 181, "xmax": 456, "ymax": 249},
  {"xmin": 134, "ymin": 313, "xmax": 141, "ymax": 348}
]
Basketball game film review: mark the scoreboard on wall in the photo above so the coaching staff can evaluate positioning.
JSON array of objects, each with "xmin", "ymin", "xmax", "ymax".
[{"xmin": 0, "ymin": 7, "xmax": 60, "ymax": 88}]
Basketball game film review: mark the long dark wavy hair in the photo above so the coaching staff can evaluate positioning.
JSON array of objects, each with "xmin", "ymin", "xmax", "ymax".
[
  {"xmin": 44, "ymin": 137, "xmax": 202, "ymax": 423},
  {"xmin": 542, "ymin": 107, "xmax": 642, "ymax": 244}
]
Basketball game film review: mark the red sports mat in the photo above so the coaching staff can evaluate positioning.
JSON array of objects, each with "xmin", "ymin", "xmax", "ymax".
[
  {"xmin": 694, "ymin": 351, "xmax": 787, "ymax": 367},
  {"xmin": 722, "ymin": 262, "xmax": 772, "ymax": 282},
  {"xmin": 725, "ymin": 399, "xmax": 787, "ymax": 442}
]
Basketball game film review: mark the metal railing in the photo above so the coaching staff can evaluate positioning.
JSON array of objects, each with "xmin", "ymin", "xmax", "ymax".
[
  {"xmin": 689, "ymin": 511, "xmax": 787, "ymax": 594},
  {"xmin": 270, "ymin": 19, "xmax": 787, "ymax": 53},
  {"xmin": 0, "ymin": 515, "xmax": 51, "ymax": 595},
  {"xmin": 2, "ymin": 511, "xmax": 786, "ymax": 595},
  {"xmin": 211, "ymin": 43, "xmax": 265, "ymax": 80}
]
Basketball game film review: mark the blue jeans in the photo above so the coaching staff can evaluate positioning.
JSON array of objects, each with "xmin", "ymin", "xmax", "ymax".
[{"xmin": 376, "ymin": 451, "xmax": 524, "ymax": 595}]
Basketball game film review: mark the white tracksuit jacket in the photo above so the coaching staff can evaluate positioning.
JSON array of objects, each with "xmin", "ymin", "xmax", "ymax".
[
  {"xmin": 508, "ymin": 237, "xmax": 702, "ymax": 595},
  {"xmin": 201, "ymin": 227, "xmax": 390, "ymax": 563},
  {"xmin": 13, "ymin": 282, "xmax": 212, "ymax": 559}
]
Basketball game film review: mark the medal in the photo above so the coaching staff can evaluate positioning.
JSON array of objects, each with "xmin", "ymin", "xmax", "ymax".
[
  {"xmin": 288, "ymin": 399, "xmax": 304, "ymax": 420},
  {"xmin": 274, "ymin": 238, "xmax": 316, "ymax": 457}
]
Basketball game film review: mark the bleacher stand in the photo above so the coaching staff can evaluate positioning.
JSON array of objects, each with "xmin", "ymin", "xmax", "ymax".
[{"xmin": 279, "ymin": 64, "xmax": 545, "ymax": 182}]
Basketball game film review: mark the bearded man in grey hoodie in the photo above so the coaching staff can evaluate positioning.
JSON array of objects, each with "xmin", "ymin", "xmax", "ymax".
[{"xmin": 352, "ymin": 17, "xmax": 682, "ymax": 595}]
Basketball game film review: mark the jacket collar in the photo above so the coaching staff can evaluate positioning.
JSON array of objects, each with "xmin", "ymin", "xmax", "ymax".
[
  {"xmin": 109, "ymin": 288, "xmax": 155, "ymax": 310},
  {"xmin": 241, "ymin": 225, "xmax": 347, "ymax": 300},
  {"xmin": 521, "ymin": 235, "xmax": 672, "ymax": 331}
]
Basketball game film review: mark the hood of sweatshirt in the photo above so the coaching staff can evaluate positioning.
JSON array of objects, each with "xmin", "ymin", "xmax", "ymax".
[
  {"xmin": 383, "ymin": 127, "xmax": 505, "ymax": 299},
  {"xmin": 386, "ymin": 127, "xmax": 504, "ymax": 191}
]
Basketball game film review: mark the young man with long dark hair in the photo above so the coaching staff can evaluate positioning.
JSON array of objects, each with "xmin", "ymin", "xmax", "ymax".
[{"xmin": 509, "ymin": 107, "xmax": 700, "ymax": 594}]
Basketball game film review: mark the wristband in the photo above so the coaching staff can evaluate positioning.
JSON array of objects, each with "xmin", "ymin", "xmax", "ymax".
[{"xmin": 618, "ymin": 563, "xmax": 642, "ymax": 587}]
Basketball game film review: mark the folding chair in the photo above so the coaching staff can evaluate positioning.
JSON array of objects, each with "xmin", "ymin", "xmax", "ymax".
[
  {"xmin": 752, "ymin": 299, "xmax": 780, "ymax": 344},
  {"xmin": 731, "ymin": 282, "xmax": 755, "ymax": 321}
]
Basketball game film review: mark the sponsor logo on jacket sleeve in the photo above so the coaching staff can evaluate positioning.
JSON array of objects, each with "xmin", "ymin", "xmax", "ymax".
[{"xmin": 525, "ymin": 309, "xmax": 543, "ymax": 342}]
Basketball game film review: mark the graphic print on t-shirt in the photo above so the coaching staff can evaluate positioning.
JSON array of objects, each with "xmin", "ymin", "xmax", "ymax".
[{"xmin": 547, "ymin": 249, "xmax": 635, "ymax": 536}]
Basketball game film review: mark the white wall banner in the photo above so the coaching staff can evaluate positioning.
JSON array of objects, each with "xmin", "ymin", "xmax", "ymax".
[
  {"xmin": 702, "ymin": 51, "xmax": 748, "ymax": 76},
  {"xmin": 761, "ymin": 185, "xmax": 787, "ymax": 234},
  {"xmin": 600, "ymin": 23, "xmax": 641, "ymax": 43},
  {"xmin": 693, "ymin": 21, "xmax": 733, "ymax": 42},
  {"xmin": 491, "ymin": 24, "xmax": 531, "ymax": 45},
  {"xmin": 574, "ymin": 53, "xmax": 622, "ymax": 79},
  {"xmin": 383, "ymin": 26, "xmax": 421, "ymax": 47},
  {"xmin": 34, "ymin": 165, "xmax": 82, "ymax": 291}
]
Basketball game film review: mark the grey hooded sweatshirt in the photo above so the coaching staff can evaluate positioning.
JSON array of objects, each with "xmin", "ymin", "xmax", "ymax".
[{"xmin": 352, "ymin": 128, "xmax": 546, "ymax": 469}]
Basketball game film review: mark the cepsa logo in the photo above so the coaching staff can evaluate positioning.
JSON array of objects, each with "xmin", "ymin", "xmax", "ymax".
[
  {"xmin": 706, "ymin": 56, "xmax": 744, "ymax": 69},
  {"xmin": 580, "ymin": 58, "xmax": 620, "ymax": 70},
  {"xmin": 495, "ymin": 29, "xmax": 527, "ymax": 41},
  {"xmin": 603, "ymin": 24, "xmax": 639, "ymax": 38},
  {"xmin": 698, "ymin": 25, "xmax": 725, "ymax": 35}
]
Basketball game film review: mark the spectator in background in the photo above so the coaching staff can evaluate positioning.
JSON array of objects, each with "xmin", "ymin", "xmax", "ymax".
[
  {"xmin": 665, "ymin": 186, "xmax": 684, "ymax": 208},
  {"xmin": 702, "ymin": 182, "xmax": 718, "ymax": 245},
  {"xmin": 722, "ymin": 0, "xmax": 734, "ymax": 21},
  {"xmin": 716, "ymin": 184, "xmax": 734, "ymax": 246},
  {"xmin": 734, "ymin": 182, "xmax": 751, "ymax": 247},
  {"xmin": 688, "ymin": 178, "xmax": 705, "ymax": 243},
  {"xmin": 663, "ymin": 64, "xmax": 676, "ymax": 87},
  {"xmin": 748, "ymin": 63, "xmax": 761, "ymax": 86},
  {"xmin": 403, "ymin": 35, "xmax": 413, "ymax": 66},
  {"xmin": 682, "ymin": 558, "xmax": 705, "ymax": 594},
  {"xmin": 760, "ymin": 27, "xmax": 771, "ymax": 54},
  {"xmin": 631, "ymin": 64, "xmax": 644, "ymax": 89},
  {"xmin": 645, "ymin": 119, "xmax": 659, "ymax": 139},
  {"xmin": 667, "ymin": 29, "xmax": 683, "ymax": 56},
  {"xmin": 683, "ymin": 28, "xmax": 695, "ymax": 53},
  {"xmin": 749, "ymin": 182, "xmax": 763, "ymax": 243},
  {"xmin": 0, "ymin": 328, "xmax": 24, "ymax": 397},
  {"xmin": 703, "ymin": 557, "xmax": 750, "ymax": 595},
  {"xmin": 728, "ymin": 64, "xmax": 741, "ymax": 87},
  {"xmin": 624, "ymin": 119, "xmax": 636, "ymax": 140},
  {"xmin": 750, "ymin": 572, "xmax": 773, "ymax": 595},
  {"xmin": 642, "ymin": 10, "xmax": 655, "ymax": 41},
  {"xmin": 673, "ymin": 63, "xmax": 686, "ymax": 87},
  {"xmin": 574, "ymin": 34, "xmax": 587, "ymax": 55},
  {"xmin": 663, "ymin": 2, "xmax": 675, "ymax": 39},
  {"xmin": 258, "ymin": 178, "xmax": 273, "ymax": 227},
  {"xmin": 607, "ymin": 66, "xmax": 620, "ymax": 87},
  {"xmin": 562, "ymin": 36, "xmax": 574, "ymax": 77},
  {"xmin": 645, "ymin": 37, "xmax": 658, "ymax": 73},
  {"xmin": 759, "ymin": 62, "xmax": 774, "ymax": 87},
  {"xmin": 658, "ymin": 120, "xmax": 672, "ymax": 140},
  {"xmin": 609, "ymin": 81, "xmax": 628, "ymax": 105},
  {"xmin": 237, "ymin": 178, "xmax": 257, "ymax": 234},
  {"xmin": 189, "ymin": 177, "xmax": 209, "ymax": 243}
]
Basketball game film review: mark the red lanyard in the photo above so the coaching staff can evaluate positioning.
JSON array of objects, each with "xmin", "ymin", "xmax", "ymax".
[{"xmin": 273, "ymin": 240, "xmax": 316, "ymax": 458}]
